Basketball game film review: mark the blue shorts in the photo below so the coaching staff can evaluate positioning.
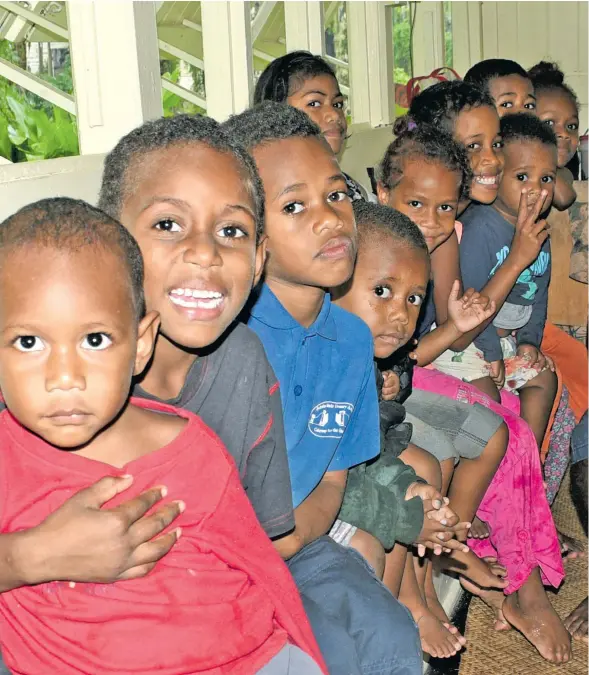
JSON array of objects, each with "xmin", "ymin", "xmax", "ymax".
[{"xmin": 287, "ymin": 536, "xmax": 421, "ymax": 675}]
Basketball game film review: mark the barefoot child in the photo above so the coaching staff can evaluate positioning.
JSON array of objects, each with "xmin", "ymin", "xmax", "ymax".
[
  {"xmin": 333, "ymin": 201, "xmax": 496, "ymax": 658},
  {"xmin": 0, "ymin": 198, "xmax": 325, "ymax": 674},
  {"xmin": 375, "ymin": 123, "xmax": 510, "ymax": 574},
  {"xmin": 376, "ymin": 107, "xmax": 570, "ymax": 663},
  {"xmin": 224, "ymin": 102, "xmax": 423, "ymax": 675}
]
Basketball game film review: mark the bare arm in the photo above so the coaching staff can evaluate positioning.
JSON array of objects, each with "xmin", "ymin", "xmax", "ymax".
[
  {"xmin": 429, "ymin": 191, "xmax": 550, "ymax": 352},
  {"xmin": 412, "ymin": 282, "xmax": 496, "ymax": 367},
  {"xmin": 412, "ymin": 321, "xmax": 462, "ymax": 367},
  {"xmin": 429, "ymin": 233, "xmax": 461, "ymax": 327},
  {"xmin": 552, "ymin": 167, "xmax": 576, "ymax": 212},
  {"xmin": 272, "ymin": 469, "xmax": 347, "ymax": 560}
]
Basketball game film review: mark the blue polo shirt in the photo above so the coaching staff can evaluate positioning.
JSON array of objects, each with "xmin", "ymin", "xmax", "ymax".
[{"xmin": 248, "ymin": 284, "xmax": 380, "ymax": 507}]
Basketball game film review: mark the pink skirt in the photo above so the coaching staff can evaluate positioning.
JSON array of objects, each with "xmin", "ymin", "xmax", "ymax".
[{"xmin": 413, "ymin": 366, "xmax": 564, "ymax": 594}]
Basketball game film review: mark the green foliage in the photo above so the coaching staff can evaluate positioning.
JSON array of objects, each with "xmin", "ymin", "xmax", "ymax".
[
  {"xmin": 0, "ymin": 39, "xmax": 78, "ymax": 162},
  {"xmin": 393, "ymin": 12, "xmax": 412, "ymax": 76},
  {"xmin": 161, "ymin": 60, "xmax": 205, "ymax": 118},
  {"xmin": 325, "ymin": 2, "xmax": 349, "ymax": 88},
  {"xmin": 1, "ymin": 87, "xmax": 78, "ymax": 161},
  {"xmin": 394, "ymin": 68, "xmax": 410, "ymax": 86}
]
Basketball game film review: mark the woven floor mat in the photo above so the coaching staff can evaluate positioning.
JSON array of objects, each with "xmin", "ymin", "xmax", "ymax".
[{"xmin": 459, "ymin": 469, "xmax": 588, "ymax": 674}]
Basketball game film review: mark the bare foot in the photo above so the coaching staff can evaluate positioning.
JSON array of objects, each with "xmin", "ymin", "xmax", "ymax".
[
  {"xmin": 502, "ymin": 585, "xmax": 571, "ymax": 663},
  {"xmin": 412, "ymin": 606, "xmax": 465, "ymax": 658},
  {"xmin": 558, "ymin": 530, "xmax": 586, "ymax": 561},
  {"xmin": 563, "ymin": 597, "xmax": 588, "ymax": 643},
  {"xmin": 469, "ymin": 516, "xmax": 490, "ymax": 539},
  {"xmin": 425, "ymin": 585, "xmax": 451, "ymax": 625},
  {"xmin": 459, "ymin": 577, "xmax": 510, "ymax": 631},
  {"xmin": 442, "ymin": 550, "xmax": 508, "ymax": 591}
]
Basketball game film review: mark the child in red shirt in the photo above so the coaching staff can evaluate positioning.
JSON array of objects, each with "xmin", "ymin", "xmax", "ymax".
[{"xmin": 0, "ymin": 198, "xmax": 325, "ymax": 675}]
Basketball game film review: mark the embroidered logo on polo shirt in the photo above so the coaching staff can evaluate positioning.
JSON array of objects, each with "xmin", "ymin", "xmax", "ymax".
[{"xmin": 308, "ymin": 401, "xmax": 354, "ymax": 438}]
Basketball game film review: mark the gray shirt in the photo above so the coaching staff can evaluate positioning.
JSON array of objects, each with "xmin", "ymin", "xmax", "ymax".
[
  {"xmin": 133, "ymin": 322, "xmax": 295, "ymax": 539},
  {"xmin": 460, "ymin": 204, "xmax": 551, "ymax": 361}
]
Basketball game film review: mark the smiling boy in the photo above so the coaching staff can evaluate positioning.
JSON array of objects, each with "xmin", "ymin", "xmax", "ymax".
[{"xmin": 97, "ymin": 115, "xmax": 294, "ymax": 541}]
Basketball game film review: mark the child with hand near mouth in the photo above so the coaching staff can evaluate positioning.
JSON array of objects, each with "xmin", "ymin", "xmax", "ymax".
[
  {"xmin": 436, "ymin": 113, "xmax": 571, "ymax": 663},
  {"xmin": 0, "ymin": 198, "xmax": 324, "ymax": 675},
  {"xmin": 465, "ymin": 57, "xmax": 579, "ymax": 210},
  {"xmin": 465, "ymin": 58, "xmax": 588, "ymax": 451},
  {"xmin": 454, "ymin": 113, "xmax": 558, "ymax": 447}
]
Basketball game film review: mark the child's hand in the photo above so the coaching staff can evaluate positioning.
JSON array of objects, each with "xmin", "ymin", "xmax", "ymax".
[
  {"xmin": 488, "ymin": 359, "xmax": 505, "ymax": 389},
  {"xmin": 447, "ymin": 280, "xmax": 497, "ymax": 334},
  {"xmin": 516, "ymin": 343, "xmax": 546, "ymax": 370},
  {"xmin": 33, "ymin": 476, "xmax": 183, "ymax": 584},
  {"xmin": 405, "ymin": 482, "xmax": 470, "ymax": 556},
  {"xmin": 380, "ymin": 370, "xmax": 401, "ymax": 401},
  {"xmin": 509, "ymin": 188, "xmax": 550, "ymax": 270}
]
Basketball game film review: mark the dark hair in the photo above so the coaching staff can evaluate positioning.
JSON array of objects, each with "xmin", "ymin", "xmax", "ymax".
[
  {"xmin": 405, "ymin": 81, "xmax": 496, "ymax": 134},
  {"xmin": 378, "ymin": 120, "xmax": 472, "ymax": 201},
  {"xmin": 0, "ymin": 198, "xmax": 145, "ymax": 318},
  {"xmin": 98, "ymin": 114, "xmax": 265, "ymax": 241},
  {"xmin": 500, "ymin": 112, "xmax": 558, "ymax": 149},
  {"xmin": 352, "ymin": 201, "xmax": 428, "ymax": 255},
  {"xmin": 254, "ymin": 51, "xmax": 337, "ymax": 104},
  {"xmin": 528, "ymin": 61, "xmax": 579, "ymax": 112},
  {"xmin": 464, "ymin": 58, "xmax": 530, "ymax": 93},
  {"xmin": 222, "ymin": 101, "xmax": 323, "ymax": 151}
]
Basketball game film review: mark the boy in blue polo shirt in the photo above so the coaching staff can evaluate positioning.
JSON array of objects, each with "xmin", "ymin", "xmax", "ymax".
[{"xmin": 224, "ymin": 103, "xmax": 422, "ymax": 675}]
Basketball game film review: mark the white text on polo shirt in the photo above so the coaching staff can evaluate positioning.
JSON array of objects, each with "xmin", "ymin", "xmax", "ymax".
[{"xmin": 308, "ymin": 402, "xmax": 354, "ymax": 438}]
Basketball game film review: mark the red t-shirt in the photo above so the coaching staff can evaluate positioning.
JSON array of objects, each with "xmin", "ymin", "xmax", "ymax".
[{"xmin": 0, "ymin": 399, "xmax": 325, "ymax": 675}]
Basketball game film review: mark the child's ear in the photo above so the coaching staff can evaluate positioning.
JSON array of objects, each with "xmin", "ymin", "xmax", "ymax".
[
  {"xmin": 134, "ymin": 311, "xmax": 160, "ymax": 377},
  {"xmin": 376, "ymin": 182, "xmax": 390, "ymax": 206},
  {"xmin": 253, "ymin": 235, "xmax": 268, "ymax": 287}
]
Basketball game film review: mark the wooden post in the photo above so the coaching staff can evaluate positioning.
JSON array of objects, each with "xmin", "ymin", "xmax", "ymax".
[
  {"xmin": 348, "ymin": 1, "xmax": 394, "ymax": 127},
  {"xmin": 201, "ymin": 1, "xmax": 253, "ymax": 121},
  {"xmin": 67, "ymin": 1, "xmax": 162, "ymax": 155},
  {"xmin": 284, "ymin": 1, "xmax": 325, "ymax": 54}
]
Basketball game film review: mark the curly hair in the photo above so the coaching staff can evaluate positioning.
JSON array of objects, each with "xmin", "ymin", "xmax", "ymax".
[
  {"xmin": 98, "ymin": 114, "xmax": 265, "ymax": 241},
  {"xmin": 353, "ymin": 201, "xmax": 428, "ymax": 255},
  {"xmin": 378, "ymin": 120, "xmax": 472, "ymax": 201},
  {"xmin": 222, "ymin": 101, "xmax": 323, "ymax": 151},
  {"xmin": 254, "ymin": 51, "xmax": 337, "ymax": 104},
  {"xmin": 406, "ymin": 80, "xmax": 496, "ymax": 134},
  {"xmin": 528, "ymin": 61, "xmax": 579, "ymax": 112},
  {"xmin": 464, "ymin": 58, "xmax": 530, "ymax": 94},
  {"xmin": 0, "ymin": 197, "xmax": 145, "ymax": 318},
  {"xmin": 500, "ymin": 112, "xmax": 558, "ymax": 149}
]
